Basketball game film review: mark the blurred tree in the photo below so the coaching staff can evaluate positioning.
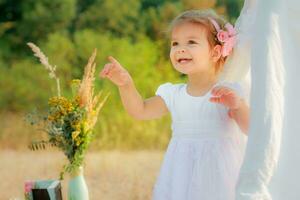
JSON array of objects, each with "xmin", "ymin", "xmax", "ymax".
[
  {"xmin": 216, "ymin": 0, "xmax": 244, "ymax": 21},
  {"xmin": 182, "ymin": 0, "xmax": 216, "ymax": 9},
  {"xmin": 41, "ymin": 32, "xmax": 78, "ymax": 92},
  {"xmin": 0, "ymin": 0, "xmax": 21, "ymax": 32},
  {"xmin": 76, "ymin": 0, "xmax": 141, "ymax": 39},
  {"xmin": 0, "ymin": 0, "xmax": 21, "ymax": 60},
  {"xmin": 76, "ymin": 0, "xmax": 97, "ymax": 13},
  {"xmin": 140, "ymin": 0, "xmax": 179, "ymax": 10},
  {"xmin": 20, "ymin": 0, "xmax": 76, "ymax": 42},
  {"xmin": 0, "ymin": 0, "xmax": 76, "ymax": 57},
  {"xmin": 141, "ymin": 0, "xmax": 165, "ymax": 9},
  {"xmin": 141, "ymin": 1, "xmax": 182, "ymax": 40},
  {"xmin": 0, "ymin": 59, "xmax": 53, "ymax": 111}
]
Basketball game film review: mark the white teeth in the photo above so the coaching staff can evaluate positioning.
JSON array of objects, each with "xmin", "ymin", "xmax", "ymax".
[{"xmin": 178, "ymin": 58, "xmax": 192, "ymax": 63}]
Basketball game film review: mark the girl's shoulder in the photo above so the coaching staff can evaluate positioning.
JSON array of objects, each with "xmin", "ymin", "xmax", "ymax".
[
  {"xmin": 155, "ymin": 82, "xmax": 184, "ymax": 95},
  {"xmin": 156, "ymin": 82, "xmax": 184, "ymax": 88},
  {"xmin": 155, "ymin": 82, "xmax": 185, "ymax": 107}
]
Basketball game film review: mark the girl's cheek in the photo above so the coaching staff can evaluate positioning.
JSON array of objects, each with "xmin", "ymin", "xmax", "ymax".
[
  {"xmin": 170, "ymin": 48, "xmax": 177, "ymax": 57},
  {"xmin": 169, "ymin": 49, "xmax": 174, "ymax": 57},
  {"xmin": 170, "ymin": 46, "xmax": 178, "ymax": 52}
]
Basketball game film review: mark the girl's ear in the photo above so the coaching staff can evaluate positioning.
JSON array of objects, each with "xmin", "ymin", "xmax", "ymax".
[{"xmin": 211, "ymin": 45, "xmax": 222, "ymax": 62}]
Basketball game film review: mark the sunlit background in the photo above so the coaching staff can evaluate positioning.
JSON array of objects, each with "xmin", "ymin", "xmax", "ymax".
[{"xmin": 0, "ymin": 0, "xmax": 243, "ymax": 199}]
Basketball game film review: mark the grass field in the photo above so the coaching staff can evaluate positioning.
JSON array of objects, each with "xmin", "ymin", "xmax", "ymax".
[{"xmin": 0, "ymin": 150, "xmax": 164, "ymax": 200}]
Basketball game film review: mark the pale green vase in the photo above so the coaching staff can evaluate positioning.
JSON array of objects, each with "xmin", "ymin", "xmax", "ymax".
[{"xmin": 68, "ymin": 166, "xmax": 89, "ymax": 200}]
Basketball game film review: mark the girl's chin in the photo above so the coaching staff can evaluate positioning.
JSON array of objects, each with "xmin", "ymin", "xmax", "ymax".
[
  {"xmin": 174, "ymin": 65, "xmax": 211, "ymax": 75},
  {"xmin": 174, "ymin": 66, "xmax": 194, "ymax": 74}
]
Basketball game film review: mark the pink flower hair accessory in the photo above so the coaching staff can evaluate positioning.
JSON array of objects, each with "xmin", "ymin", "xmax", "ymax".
[{"xmin": 209, "ymin": 18, "xmax": 237, "ymax": 57}]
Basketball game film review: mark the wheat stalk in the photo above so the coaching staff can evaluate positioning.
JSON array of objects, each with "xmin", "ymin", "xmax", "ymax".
[
  {"xmin": 77, "ymin": 49, "xmax": 110, "ymax": 129},
  {"xmin": 27, "ymin": 42, "xmax": 61, "ymax": 97},
  {"xmin": 77, "ymin": 49, "xmax": 97, "ymax": 109}
]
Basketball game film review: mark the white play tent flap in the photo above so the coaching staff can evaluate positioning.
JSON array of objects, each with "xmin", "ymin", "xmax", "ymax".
[{"xmin": 219, "ymin": 0, "xmax": 257, "ymax": 83}]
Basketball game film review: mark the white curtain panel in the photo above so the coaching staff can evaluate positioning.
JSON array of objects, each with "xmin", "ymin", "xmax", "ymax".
[{"xmin": 232, "ymin": 0, "xmax": 300, "ymax": 199}]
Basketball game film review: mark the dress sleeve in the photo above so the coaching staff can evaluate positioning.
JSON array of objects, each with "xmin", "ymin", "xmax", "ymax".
[{"xmin": 155, "ymin": 82, "xmax": 174, "ymax": 110}]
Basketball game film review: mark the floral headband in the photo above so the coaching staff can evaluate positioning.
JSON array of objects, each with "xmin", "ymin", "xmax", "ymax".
[{"xmin": 209, "ymin": 18, "xmax": 237, "ymax": 57}]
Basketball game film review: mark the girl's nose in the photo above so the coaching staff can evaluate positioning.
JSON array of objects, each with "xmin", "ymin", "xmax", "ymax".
[{"xmin": 177, "ymin": 48, "xmax": 186, "ymax": 53}]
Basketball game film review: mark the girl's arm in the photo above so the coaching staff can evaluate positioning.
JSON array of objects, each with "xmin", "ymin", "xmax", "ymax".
[
  {"xmin": 118, "ymin": 80, "xmax": 168, "ymax": 120},
  {"xmin": 228, "ymin": 99, "xmax": 249, "ymax": 134},
  {"xmin": 100, "ymin": 56, "xmax": 168, "ymax": 120},
  {"xmin": 210, "ymin": 86, "xmax": 249, "ymax": 135}
]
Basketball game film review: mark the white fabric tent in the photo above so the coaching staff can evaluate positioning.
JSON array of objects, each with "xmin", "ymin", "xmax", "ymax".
[{"xmin": 225, "ymin": 0, "xmax": 300, "ymax": 199}]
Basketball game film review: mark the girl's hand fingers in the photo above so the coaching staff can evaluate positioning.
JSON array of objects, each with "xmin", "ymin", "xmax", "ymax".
[
  {"xmin": 99, "ymin": 67, "xmax": 108, "ymax": 78},
  {"xmin": 99, "ymin": 69, "xmax": 107, "ymax": 78},
  {"xmin": 100, "ymin": 63, "xmax": 113, "ymax": 78},
  {"xmin": 217, "ymin": 88, "xmax": 233, "ymax": 97},
  {"xmin": 108, "ymin": 56, "xmax": 121, "ymax": 68},
  {"xmin": 211, "ymin": 87, "xmax": 226, "ymax": 96},
  {"xmin": 100, "ymin": 56, "xmax": 131, "ymax": 86},
  {"xmin": 211, "ymin": 86, "xmax": 223, "ymax": 96},
  {"xmin": 209, "ymin": 97, "xmax": 223, "ymax": 104},
  {"xmin": 211, "ymin": 86, "xmax": 233, "ymax": 97},
  {"xmin": 228, "ymin": 110, "xmax": 234, "ymax": 118}
]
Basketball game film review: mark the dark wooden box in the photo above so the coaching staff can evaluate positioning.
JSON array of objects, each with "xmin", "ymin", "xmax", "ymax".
[{"xmin": 25, "ymin": 180, "xmax": 62, "ymax": 200}]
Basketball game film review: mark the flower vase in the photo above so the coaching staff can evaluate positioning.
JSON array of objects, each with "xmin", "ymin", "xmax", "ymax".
[{"xmin": 68, "ymin": 166, "xmax": 89, "ymax": 200}]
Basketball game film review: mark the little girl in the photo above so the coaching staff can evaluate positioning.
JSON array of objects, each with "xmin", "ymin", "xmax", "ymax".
[{"xmin": 100, "ymin": 10, "xmax": 249, "ymax": 200}]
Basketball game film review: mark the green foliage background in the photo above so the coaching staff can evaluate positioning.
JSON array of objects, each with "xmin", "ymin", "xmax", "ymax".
[{"xmin": 0, "ymin": 0, "xmax": 243, "ymax": 150}]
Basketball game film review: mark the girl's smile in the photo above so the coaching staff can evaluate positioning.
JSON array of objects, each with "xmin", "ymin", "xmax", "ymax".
[{"xmin": 177, "ymin": 57, "xmax": 193, "ymax": 64}]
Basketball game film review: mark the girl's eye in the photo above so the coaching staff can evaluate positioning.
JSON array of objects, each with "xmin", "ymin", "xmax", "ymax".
[
  {"xmin": 171, "ymin": 42, "xmax": 178, "ymax": 46},
  {"xmin": 188, "ymin": 40, "xmax": 197, "ymax": 44}
]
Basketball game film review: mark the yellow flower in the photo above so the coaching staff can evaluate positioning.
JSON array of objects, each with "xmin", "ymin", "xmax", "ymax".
[
  {"xmin": 48, "ymin": 96, "xmax": 74, "ymax": 114},
  {"xmin": 71, "ymin": 123, "xmax": 81, "ymax": 131},
  {"xmin": 91, "ymin": 110, "xmax": 96, "ymax": 117},
  {"xmin": 70, "ymin": 79, "xmax": 81, "ymax": 86},
  {"xmin": 76, "ymin": 139, "xmax": 82, "ymax": 146},
  {"xmin": 82, "ymin": 121, "xmax": 90, "ymax": 134},
  {"xmin": 72, "ymin": 131, "xmax": 80, "ymax": 140},
  {"xmin": 48, "ymin": 115, "xmax": 54, "ymax": 121},
  {"xmin": 73, "ymin": 96, "xmax": 81, "ymax": 107}
]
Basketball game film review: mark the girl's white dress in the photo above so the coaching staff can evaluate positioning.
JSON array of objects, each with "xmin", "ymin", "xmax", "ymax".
[{"xmin": 152, "ymin": 82, "xmax": 247, "ymax": 200}]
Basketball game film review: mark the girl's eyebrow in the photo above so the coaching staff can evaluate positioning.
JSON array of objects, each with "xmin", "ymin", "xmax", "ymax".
[
  {"xmin": 171, "ymin": 36, "xmax": 201, "ymax": 41},
  {"xmin": 186, "ymin": 36, "xmax": 201, "ymax": 39}
]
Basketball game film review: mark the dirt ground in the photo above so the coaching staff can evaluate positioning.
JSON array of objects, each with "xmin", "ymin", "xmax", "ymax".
[{"xmin": 0, "ymin": 150, "xmax": 164, "ymax": 200}]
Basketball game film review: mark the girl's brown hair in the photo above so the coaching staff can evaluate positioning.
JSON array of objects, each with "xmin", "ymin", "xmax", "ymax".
[{"xmin": 168, "ymin": 10, "xmax": 228, "ymax": 74}]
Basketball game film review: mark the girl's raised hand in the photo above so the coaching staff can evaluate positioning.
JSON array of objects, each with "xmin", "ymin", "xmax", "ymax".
[
  {"xmin": 99, "ymin": 56, "xmax": 132, "ymax": 87},
  {"xmin": 209, "ymin": 86, "xmax": 242, "ymax": 111}
]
